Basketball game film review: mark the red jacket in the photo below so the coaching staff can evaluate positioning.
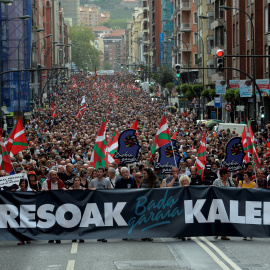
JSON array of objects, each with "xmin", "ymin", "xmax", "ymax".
[{"xmin": 46, "ymin": 178, "xmax": 65, "ymax": 190}]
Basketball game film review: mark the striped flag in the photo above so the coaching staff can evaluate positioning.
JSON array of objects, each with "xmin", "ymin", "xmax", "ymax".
[
  {"xmin": 6, "ymin": 118, "xmax": 28, "ymax": 157},
  {"xmin": 241, "ymin": 126, "xmax": 249, "ymax": 163},
  {"xmin": 195, "ymin": 133, "xmax": 207, "ymax": 178},
  {"xmin": 155, "ymin": 115, "xmax": 171, "ymax": 150},
  {"xmin": 75, "ymin": 104, "xmax": 87, "ymax": 119},
  {"xmin": 113, "ymin": 96, "xmax": 118, "ymax": 103},
  {"xmin": 247, "ymin": 122, "xmax": 261, "ymax": 168},
  {"xmin": 51, "ymin": 103, "xmax": 58, "ymax": 118},
  {"xmin": 90, "ymin": 118, "xmax": 108, "ymax": 168},
  {"xmin": 107, "ymin": 131, "xmax": 119, "ymax": 164},
  {"xmin": 0, "ymin": 135, "xmax": 12, "ymax": 173}
]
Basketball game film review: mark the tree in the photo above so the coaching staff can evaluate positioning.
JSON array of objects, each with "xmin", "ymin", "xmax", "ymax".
[
  {"xmin": 69, "ymin": 25, "xmax": 100, "ymax": 70},
  {"xmin": 104, "ymin": 62, "xmax": 112, "ymax": 70},
  {"xmin": 152, "ymin": 66, "xmax": 175, "ymax": 88},
  {"xmin": 201, "ymin": 89, "xmax": 210, "ymax": 98},
  {"xmin": 165, "ymin": 82, "xmax": 175, "ymax": 105},
  {"xmin": 192, "ymin": 84, "xmax": 203, "ymax": 98},
  {"xmin": 224, "ymin": 89, "xmax": 240, "ymax": 111}
]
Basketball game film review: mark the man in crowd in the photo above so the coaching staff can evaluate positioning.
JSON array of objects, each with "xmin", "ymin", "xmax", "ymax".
[
  {"xmin": 89, "ymin": 167, "xmax": 112, "ymax": 242},
  {"xmin": 203, "ymin": 163, "xmax": 218, "ymax": 185},
  {"xmin": 190, "ymin": 166, "xmax": 202, "ymax": 185},
  {"xmin": 161, "ymin": 167, "xmax": 180, "ymax": 187},
  {"xmin": 115, "ymin": 167, "xmax": 137, "ymax": 189},
  {"xmin": 42, "ymin": 170, "xmax": 65, "ymax": 244}
]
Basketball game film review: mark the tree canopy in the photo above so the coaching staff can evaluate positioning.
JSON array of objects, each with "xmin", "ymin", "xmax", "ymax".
[{"xmin": 69, "ymin": 25, "xmax": 100, "ymax": 71}]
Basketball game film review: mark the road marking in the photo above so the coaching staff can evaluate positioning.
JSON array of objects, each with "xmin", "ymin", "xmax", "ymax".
[
  {"xmin": 71, "ymin": 242, "xmax": 78, "ymax": 254},
  {"xmin": 66, "ymin": 260, "xmax": 75, "ymax": 270},
  {"xmin": 199, "ymin": 237, "xmax": 242, "ymax": 270},
  {"xmin": 192, "ymin": 237, "xmax": 230, "ymax": 270}
]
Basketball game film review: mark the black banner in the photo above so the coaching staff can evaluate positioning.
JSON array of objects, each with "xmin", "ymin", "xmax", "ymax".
[{"xmin": 1, "ymin": 187, "xmax": 270, "ymax": 241}]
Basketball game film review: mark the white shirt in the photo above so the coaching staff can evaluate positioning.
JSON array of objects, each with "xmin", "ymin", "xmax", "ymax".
[{"xmin": 42, "ymin": 180, "xmax": 59, "ymax": 190}]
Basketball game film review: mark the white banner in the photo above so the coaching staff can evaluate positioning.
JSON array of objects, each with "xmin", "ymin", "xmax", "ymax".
[{"xmin": 0, "ymin": 173, "xmax": 27, "ymax": 188}]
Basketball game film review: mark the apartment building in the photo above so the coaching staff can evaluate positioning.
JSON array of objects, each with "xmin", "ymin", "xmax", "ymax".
[
  {"xmin": 171, "ymin": 0, "xmax": 198, "ymax": 84},
  {"xmin": 103, "ymin": 30, "xmax": 126, "ymax": 68},
  {"xmin": 197, "ymin": 0, "xmax": 214, "ymax": 88}
]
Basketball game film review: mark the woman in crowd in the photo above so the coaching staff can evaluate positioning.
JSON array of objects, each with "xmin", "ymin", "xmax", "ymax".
[
  {"xmin": 238, "ymin": 171, "xmax": 258, "ymax": 189},
  {"xmin": 28, "ymin": 171, "xmax": 42, "ymax": 191},
  {"xmin": 180, "ymin": 175, "xmax": 190, "ymax": 187},
  {"xmin": 79, "ymin": 169, "xmax": 90, "ymax": 189},
  {"xmin": 90, "ymin": 169, "xmax": 98, "ymax": 181},
  {"xmin": 69, "ymin": 176, "xmax": 85, "ymax": 243},
  {"xmin": 129, "ymin": 167, "xmax": 136, "ymax": 178},
  {"xmin": 16, "ymin": 179, "xmax": 33, "ymax": 245},
  {"xmin": 140, "ymin": 168, "xmax": 160, "ymax": 241},
  {"xmin": 238, "ymin": 170, "xmax": 257, "ymax": 240}
]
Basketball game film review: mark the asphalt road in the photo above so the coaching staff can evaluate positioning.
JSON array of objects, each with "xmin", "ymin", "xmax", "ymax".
[{"xmin": 0, "ymin": 237, "xmax": 269, "ymax": 270}]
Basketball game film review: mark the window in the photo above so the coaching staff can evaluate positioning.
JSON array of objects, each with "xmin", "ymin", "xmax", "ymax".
[
  {"xmin": 266, "ymin": 46, "xmax": 269, "ymax": 73},
  {"xmin": 265, "ymin": 7, "xmax": 269, "ymax": 33},
  {"xmin": 194, "ymin": 53, "xmax": 198, "ymax": 65},
  {"xmin": 246, "ymin": 19, "xmax": 250, "ymax": 40},
  {"xmin": 193, "ymin": 12, "xmax": 197, "ymax": 24},
  {"xmin": 193, "ymin": 33, "xmax": 198, "ymax": 45}
]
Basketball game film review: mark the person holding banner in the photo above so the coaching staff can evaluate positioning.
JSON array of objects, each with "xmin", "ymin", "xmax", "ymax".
[
  {"xmin": 115, "ymin": 167, "xmax": 137, "ymax": 189},
  {"xmin": 16, "ymin": 178, "xmax": 33, "ymax": 245},
  {"xmin": 238, "ymin": 171, "xmax": 257, "ymax": 240},
  {"xmin": 140, "ymin": 168, "xmax": 160, "ymax": 241},
  {"xmin": 161, "ymin": 167, "xmax": 180, "ymax": 188},
  {"xmin": 213, "ymin": 167, "xmax": 236, "ymax": 241},
  {"xmin": 28, "ymin": 171, "xmax": 42, "ymax": 191},
  {"xmin": 89, "ymin": 167, "xmax": 112, "ymax": 243},
  {"xmin": 238, "ymin": 171, "xmax": 258, "ymax": 189},
  {"xmin": 42, "ymin": 170, "xmax": 65, "ymax": 244}
]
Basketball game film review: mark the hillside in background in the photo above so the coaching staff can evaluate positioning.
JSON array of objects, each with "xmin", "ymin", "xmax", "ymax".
[{"xmin": 80, "ymin": 0, "xmax": 138, "ymax": 29}]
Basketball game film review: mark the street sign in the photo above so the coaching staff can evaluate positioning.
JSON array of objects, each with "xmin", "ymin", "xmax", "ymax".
[
  {"xmin": 225, "ymin": 104, "xmax": 232, "ymax": 111},
  {"xmin": 236, "ymin": 105, "xmax": 245, "ymax": 112},
  {"xmin": 214, "ymin": 97, "xmax": 221, "ymax": 108},
  {"xmin": 191, "ymin": 97, "xmax": 198, "ymax": 104}
]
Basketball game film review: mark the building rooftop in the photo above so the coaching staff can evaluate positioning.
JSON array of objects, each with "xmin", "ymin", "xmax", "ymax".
[
  {"xmin": 91, "ymin": 26, "xmax": 112, "ymax": 32},
  {"xmin": 103, "ymin": 30, "xmax": 125, "ymax": 37}
]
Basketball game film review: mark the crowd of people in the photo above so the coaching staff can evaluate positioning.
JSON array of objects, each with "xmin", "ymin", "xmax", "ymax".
[{"xmin": 1, "ymin": 73, "xmax": 270, "ymax": 245}]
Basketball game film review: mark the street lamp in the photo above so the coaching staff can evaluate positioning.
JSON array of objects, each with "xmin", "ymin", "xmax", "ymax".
[{"xmin": 220, "ymin": 5, "xmax": 256, "ymax": 120}]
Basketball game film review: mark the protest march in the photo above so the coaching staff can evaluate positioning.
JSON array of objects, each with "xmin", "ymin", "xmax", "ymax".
[{"xmin": 0, "ymin": 73, "xmax": 270, "ymax": 245}]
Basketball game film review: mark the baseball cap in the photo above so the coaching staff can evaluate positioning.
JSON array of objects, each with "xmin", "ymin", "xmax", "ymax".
[{"xmin": 28, "ymin": 171, "xmax": 36, "ymax": 175}]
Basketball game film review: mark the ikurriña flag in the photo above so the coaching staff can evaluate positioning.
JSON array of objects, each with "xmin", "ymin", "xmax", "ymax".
[
  {"xmin": 195, "ymin": 133, "xmax": 207, "ymax": 179},
  {"xmin": 90, "ymin": 118, "xmax": 108, "ymax": 168},
  {"xmin": 6, "ymin": 118, "xmax": 28, "ymax": 157},
  {"xmin": 155, "ymin": 115, "xmax": 171, "ymax": 150},
  {"xmin": 107, "ymin": 131, "xmax": 119, "ymax": 164},
  {"xmin": 0, "ymin": 134, "xmax": 12, "ymax": 173}
]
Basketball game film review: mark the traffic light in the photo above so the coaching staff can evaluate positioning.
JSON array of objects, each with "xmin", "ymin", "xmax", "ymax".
[
  {"xmin": 175, "ymin": 64, "xmax": 181, "ymax": 78},
  {"xmin": 138, "ymin": 70, "xmax": 141, "ymax": 77},
  {"xmin": 121, "ymin": 64, "xmax": 123, "ymax": 69},
  {"xmin": 260, "ymin": 106, "xmax": 265, "ymax": 118},
  {"xmin": 216, "ymin": 49, "xmax": 225, "ymax": 72},
  {"xmin": 127, "ymin": 65, "xmax": 129, "ymax": 70}
]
